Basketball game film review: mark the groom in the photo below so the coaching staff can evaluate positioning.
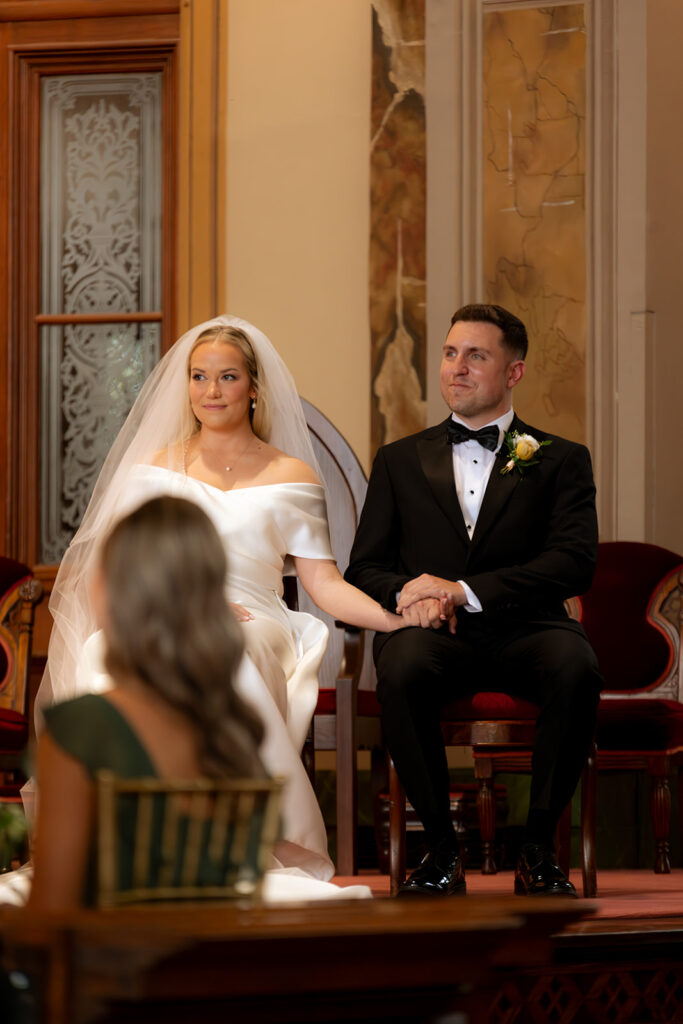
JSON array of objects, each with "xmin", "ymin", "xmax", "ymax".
[{"xmin": 345, "ymin": 304, "xmax": 603, "ymax": 897}]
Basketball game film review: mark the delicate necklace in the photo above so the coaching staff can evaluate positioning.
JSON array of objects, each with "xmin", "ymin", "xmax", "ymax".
[
  {"xmin": 224, "ymin": 436, "xmax": 254, "ymax": 472},
  {"xmin": 184, "ymin": 434, "xmax": 257, "ymax": 475}
]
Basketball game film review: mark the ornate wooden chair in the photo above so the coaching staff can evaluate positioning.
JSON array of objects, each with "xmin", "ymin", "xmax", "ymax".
[
  {"xmin": 387, "ymin": 704, "xmax": 596, "ymax": 897},
  {"xmin": 95, "ymin": 772, "xmax": 283, "ymax": 907},
  {"xmin": 577, "ymin": 541, "xmax": 683, "ymax": 874},
  {"xmin": 296, "ymin": 400, "xmax": 380, "ymax": 876},
  {"xmin": 384, "ymin": 590, "xmax": 597, "ymax": 896},
  {"xmin": 0, "ymin": 557, "xmax": 42, "ymax": 806}
]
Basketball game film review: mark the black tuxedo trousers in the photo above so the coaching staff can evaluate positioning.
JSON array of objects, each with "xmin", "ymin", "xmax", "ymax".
[{"xmin": 373, "ymin": 616, "xmax": 602, "ymax": 848}]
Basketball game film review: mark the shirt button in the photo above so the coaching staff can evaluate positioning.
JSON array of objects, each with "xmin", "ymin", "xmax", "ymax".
[
  {"xmin": 473, "ymin": 460, "xmax": 478, "ymax": 464},
  {"xmin": 469, "ymin": 490, "xmax": 474, "ymax": 495},
  {"xmin": 467, "ymin": 524, "xmax": 472, "ymax": 531}
]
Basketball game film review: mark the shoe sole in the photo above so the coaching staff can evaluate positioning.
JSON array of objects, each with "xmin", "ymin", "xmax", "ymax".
[
  {"xmin": 514, "ymin": 881, "xmax": 578, "ymax": 898},
  {"xmin": 397, "ymin": 881, "xmax": 467, "ymax": 897}
]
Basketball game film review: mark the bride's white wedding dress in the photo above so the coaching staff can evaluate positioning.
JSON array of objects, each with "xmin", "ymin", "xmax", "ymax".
[
  {"xmin": 1, "ymin": 465, "xmax": 370, "ymax": 904},
  {"xmin": 117, "ymin": 466, "xmax": 340, "ymax": 882}
]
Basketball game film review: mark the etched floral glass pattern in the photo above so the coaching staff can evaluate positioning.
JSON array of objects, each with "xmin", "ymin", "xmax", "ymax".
[{"xmin": 40, "ymin": 74, "xmax": 162, "ymax": 563}]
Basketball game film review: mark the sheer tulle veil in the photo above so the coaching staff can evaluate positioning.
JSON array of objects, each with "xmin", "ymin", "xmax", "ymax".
[{"xmin": 36, "ymin": 314, "xmax": 324, "ymax": 720}]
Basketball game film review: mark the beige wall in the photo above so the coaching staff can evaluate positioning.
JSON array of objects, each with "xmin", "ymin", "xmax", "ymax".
[
  {"xmin": 223, "ymin": 0, "xmax": 683, "ymax": 552},
  {"xmin": 646, "ymin": 0, "xmax": 683, "ymax": 554},
  {"xmin": 226, "ymin": 0, "xmax": 372, "ymax": 471}
]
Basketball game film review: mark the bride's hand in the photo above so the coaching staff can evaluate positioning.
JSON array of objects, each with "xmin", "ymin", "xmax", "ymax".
[{"xmin": 229, "ymin": 603, "xmax": 254, "ymax": 622}]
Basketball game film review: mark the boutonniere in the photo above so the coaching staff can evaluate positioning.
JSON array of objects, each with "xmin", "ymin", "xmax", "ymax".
[{"xmin": 500, "ymin": 431, "xmax": 552, "ymax": 476}]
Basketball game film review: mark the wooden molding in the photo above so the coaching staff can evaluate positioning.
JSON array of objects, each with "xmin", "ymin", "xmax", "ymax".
[
  {"xmin": 176, "ymin": 0, "xmax": 228, "ymax": 333},
  {"xmin": 35, "ymin": 313, "xmax": 163, "ymax": 325},
  {"xmin": 0, "ymin": 1, "xmax": 179, "ymax": 21}
]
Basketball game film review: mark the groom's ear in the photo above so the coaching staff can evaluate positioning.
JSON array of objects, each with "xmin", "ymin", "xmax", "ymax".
[{"xmin": 507, "ymin": 359, "xmax": 525, "ymax": 389}]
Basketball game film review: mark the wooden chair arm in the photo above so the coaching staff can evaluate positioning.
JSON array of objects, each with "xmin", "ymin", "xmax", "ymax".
[
  {"xmin": 334, "ymin": 622, "xmax": 364, "ymax": 681},
  {"xmin": 0, "ymin": 576, "xmax": 43, "ymax": 714},
  {"xmin": 333, "ymin": 623, "xmax": 365, "ymax": 876},
  {"xmin": 648, "ymin": 567, "xmax": 683, "ymax": 702}
]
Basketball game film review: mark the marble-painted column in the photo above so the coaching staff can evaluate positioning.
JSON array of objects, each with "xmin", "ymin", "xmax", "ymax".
[
  {"xmin": 370, "ymin": 0, "xmax": 427, "ymax": 456},
  {"xmin": 482, "ymin": 4, "xmax": 587, "ymax": 443}
]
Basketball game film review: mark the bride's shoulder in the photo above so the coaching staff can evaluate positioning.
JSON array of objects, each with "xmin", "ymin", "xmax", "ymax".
[{"xmin": 260, "ymin": 446, "xmax": 321, "ymax": 486}]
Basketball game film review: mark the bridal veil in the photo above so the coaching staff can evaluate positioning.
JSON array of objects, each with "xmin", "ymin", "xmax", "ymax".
[{"xmin": 38, "ymin": 315, "xmax": 323, "ymax": 717}]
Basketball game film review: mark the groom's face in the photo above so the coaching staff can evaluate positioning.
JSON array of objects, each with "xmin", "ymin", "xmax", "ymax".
[{"xmin": 440, "ymin": 320, "xmax": 524, "ymax": 427}]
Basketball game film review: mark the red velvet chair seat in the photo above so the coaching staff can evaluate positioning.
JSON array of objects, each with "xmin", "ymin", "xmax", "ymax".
[
  {"xmin": 316, "ymin": 688, "xmax": 380, "ymax": 717},
  {"xmin": 596, "ymin": 699, "xmax": 683, "ymax": 753},
  {"xmin": 443, "ymin": 693, "xmax": 540, "ymax": 721},
  {"xmin": 0, "ymin": 708, "xmax": 28, "ymax": 752},
  {"xmin": 316, "ymin": 688, "xmax": 540, "ymax": 721}
]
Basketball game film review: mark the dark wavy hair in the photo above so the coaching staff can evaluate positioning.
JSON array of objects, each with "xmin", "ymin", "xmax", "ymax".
[
  {"xmin": 450, "ymin": 304, "xmax": 528, "ymax": 360},
  {"xmin": 100, "ymin": 495, "xmax": 264, "ymax": 778}
]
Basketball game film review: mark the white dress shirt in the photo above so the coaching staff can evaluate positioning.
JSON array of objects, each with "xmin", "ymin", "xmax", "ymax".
[{"xmin": 452, "ymin": 408, "xmax": 515, "ymax": 612}]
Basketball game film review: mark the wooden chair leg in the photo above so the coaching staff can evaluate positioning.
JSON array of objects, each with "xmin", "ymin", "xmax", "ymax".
[
  {"xmin": 388, "ymin": 754, "xmax": 406, "ymax": 896},
  {"xmin": 556, "ymin": 802, "xmax": 571, "ymax": 877},
  {"xmin": 580, "ymin": 741, "xmax": 597, "ymax": 897},
  {"xmin": 475, "ymin": 759, "xmax": 497, "ymax": 874},
  {"xmin": 650, "ymin": 769, "xmax": 672, "ymax": 874},
  {"xmin": 334, "ymin": 677, "xmax": 358, "ymax": 877},
  {"xmin": 302, "ymin": 723, "xmax": 315, "ymax": 782}
]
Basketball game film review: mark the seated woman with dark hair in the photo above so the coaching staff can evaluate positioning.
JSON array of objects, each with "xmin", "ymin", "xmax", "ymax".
[{"xmin": 28, "ymin": 495, "xmax": 266, "ymax": 910}]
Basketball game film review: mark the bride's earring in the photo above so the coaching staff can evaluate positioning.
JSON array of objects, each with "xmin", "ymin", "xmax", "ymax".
[{"xmin": 251, "ymin": 396, "xmax": 257, "ymax": 410}]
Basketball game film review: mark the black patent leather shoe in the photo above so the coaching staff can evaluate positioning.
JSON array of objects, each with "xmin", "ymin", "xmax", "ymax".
[
  {"xmin": 514, "ymin": 843, "xmax": 578, "ymax": 897},
  {"xmin": 398, "ymin": 844, "xmax": 466, "ymax": 897}
]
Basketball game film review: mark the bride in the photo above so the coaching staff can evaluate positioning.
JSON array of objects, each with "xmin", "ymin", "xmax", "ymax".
[{"xmin": 17, "ymin": 315, "xmax": 405, "ymax": 903}]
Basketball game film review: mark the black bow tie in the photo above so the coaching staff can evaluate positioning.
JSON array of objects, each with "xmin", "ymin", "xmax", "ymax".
[{"xmin": 446, "ymin": 421, "xmax": 500, "ymax": 452}]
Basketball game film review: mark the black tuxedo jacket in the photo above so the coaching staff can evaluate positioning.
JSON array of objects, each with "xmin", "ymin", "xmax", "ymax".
[{"xmin": 345, "ymin": 415, "xmax": 598, "ymax": 639}]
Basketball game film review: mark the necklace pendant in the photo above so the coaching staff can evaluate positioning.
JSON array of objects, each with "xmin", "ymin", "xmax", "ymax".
[{"xmin": 225, "ymin": 466, "xmax": 232, "ymax": 472}]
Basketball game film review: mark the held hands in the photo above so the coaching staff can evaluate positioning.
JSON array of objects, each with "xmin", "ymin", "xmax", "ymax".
[
  {"xmin": 398, "ymin": 597, "xmax": 455, "ymax": 632},
  {"xmin": 397, "ymin": 575, "xmax": 467, "ymax": 634}
]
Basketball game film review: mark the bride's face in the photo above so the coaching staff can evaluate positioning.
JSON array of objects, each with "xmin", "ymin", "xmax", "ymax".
[{"xmin": 189, "ymin": 341, "xmax": 255, "ymax": 430}]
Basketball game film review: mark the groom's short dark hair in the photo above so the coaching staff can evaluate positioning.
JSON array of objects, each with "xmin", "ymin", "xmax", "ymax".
[{"xmin": 450, "ymin": 304, "xmax": 528, "ymax": 361}]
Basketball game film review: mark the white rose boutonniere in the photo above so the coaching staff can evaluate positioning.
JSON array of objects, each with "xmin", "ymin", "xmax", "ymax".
[{"xmin": 500, "ymin": 430, "xmax": 552, "ymax": 476}]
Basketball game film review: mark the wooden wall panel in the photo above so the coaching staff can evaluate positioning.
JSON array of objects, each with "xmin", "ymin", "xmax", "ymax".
[{"xmin": 176, "ymin": 0, "xmax": 228, "ymax": 332}]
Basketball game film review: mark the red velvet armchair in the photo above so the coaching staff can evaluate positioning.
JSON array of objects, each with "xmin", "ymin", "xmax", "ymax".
[
  {"xmin": 576, "ymin": 541, "xmax": 683, "ymax": 873},
  {"xmin": 0, "ymin": 557, "xmax": 42, "ymax": 804}
]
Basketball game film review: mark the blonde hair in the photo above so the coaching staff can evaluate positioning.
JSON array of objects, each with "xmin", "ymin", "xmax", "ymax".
[
  {"xmin": 187, "ymin": 325, "xmax": 272, "ymax": 441},
  {"xmin": 100, "ymin": 496, "xmax": 264, "ymax": 778}
]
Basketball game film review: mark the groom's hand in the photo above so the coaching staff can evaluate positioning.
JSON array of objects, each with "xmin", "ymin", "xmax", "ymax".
[
  {"xmin": 399, "ymin": 597, "xmax": 446, "ymax": 630},
  {"xmin": 397, "ymin": 574, "xmax": 467, "ymax": 613}
]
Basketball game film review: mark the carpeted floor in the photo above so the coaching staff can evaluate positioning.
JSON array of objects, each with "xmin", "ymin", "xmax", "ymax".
[{"xmin": 333, "ymin": 869, "xmax": 683, "ymax": 919}]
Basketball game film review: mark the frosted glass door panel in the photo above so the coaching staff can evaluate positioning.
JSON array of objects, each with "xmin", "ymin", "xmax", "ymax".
[
  {"xmin": 40, "ymin": 323, "xmax": 160, "ymax": 564},
  {"xmin": 40, "ymin": 74, "xmax": 162, "ymax": 562}
]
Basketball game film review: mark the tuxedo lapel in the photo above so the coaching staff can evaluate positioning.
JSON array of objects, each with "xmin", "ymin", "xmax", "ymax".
[
  {"xmin": 469, "ymin": 414, "xmax": 524, "ymax": 552},
  {"xmin": 416, "ymin": 422, "xmax": 470, "ymax": 544}
]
